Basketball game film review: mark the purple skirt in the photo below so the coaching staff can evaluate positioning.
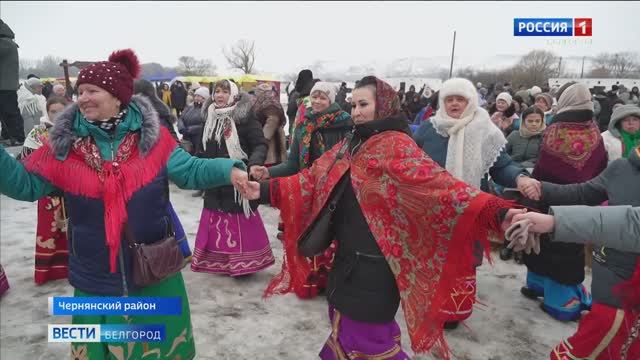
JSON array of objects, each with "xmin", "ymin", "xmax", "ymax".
[
  {"xmin": 0, "ymin": 265, "xmax": 9, "ymax": 297},
  {"xmin": 191, "ymin": 208, "xmax": 275, "ymax": 276},
  {"xmin": 319, "ymin": 306, "xmax": 410, "ymax": 360}
]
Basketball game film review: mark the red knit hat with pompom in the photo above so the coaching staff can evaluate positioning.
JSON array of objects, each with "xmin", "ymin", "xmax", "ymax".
[{"xmin": 76, "ymin": 49, "xmax": 141, "ymax": 105}]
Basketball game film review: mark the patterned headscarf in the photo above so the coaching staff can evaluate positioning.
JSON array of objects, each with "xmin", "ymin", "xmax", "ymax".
[
  {"xmin": 252, "ymin": 83, "xmax": 281, "ymax": 114},
  {"xmin": 373, "ymin": 78, "xmax": 401, "ymax": 120}
]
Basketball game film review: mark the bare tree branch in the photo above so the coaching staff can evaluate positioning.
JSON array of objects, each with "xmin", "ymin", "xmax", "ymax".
[
  {"xmin": 177, "ymin": 56, "xmax": 215, "ymax": 76},
  {"xmin": 223, "ymin": 40, "xmax": 256, "ymax": 74}
]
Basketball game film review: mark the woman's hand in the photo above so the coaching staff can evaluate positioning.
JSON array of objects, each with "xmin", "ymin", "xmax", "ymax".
[
  {"xmin": 250, "ymin": 166, "xmax": 270, "ymax": 181},
  {"xmin": 230, "ymin": 167, "xmax": 248, "ymax": 189},
  {"xmin": 512, "ymin": 211, "xmax": 555, "ymax": 234},
  {"xmin": 239, "ymin": 181, "xmax": 261, "ymax": 200},
  {"xmin": 517, "ymin": 176, "xmax": 541, "ymax": 200}
]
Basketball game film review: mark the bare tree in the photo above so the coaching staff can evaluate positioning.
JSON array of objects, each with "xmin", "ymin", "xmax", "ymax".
[
  {"xmin": 177, "ymin": 56, "xmax": 215, "ymax": 76},
  {"xmin": 513, "ymin": 50, "xmax": 559, "ymax": 86},
  {"xmin": 589, "ymin": 52, "xmax": 639, "ymax": 78},
  {"xmin": 223, "ymin": 40, "xmax": 256, "ymax": 74},
  {"xmin": 610, "ymin": 52, "xmax": 638, "ymax": 77},
  {"xmin": 19, "ymin": 55, "xmax": 66, "ymax": 78}
]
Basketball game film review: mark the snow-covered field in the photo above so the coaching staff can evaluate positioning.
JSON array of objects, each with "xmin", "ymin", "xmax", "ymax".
[{"xmin": 0, "ymin": 183, "xmax": 590, "ymax": 359}]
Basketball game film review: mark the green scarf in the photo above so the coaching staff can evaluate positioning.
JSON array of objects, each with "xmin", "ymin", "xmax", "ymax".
[{"xmin": 620, "ymin": 129, "xmax": 640, "ymax": 158}]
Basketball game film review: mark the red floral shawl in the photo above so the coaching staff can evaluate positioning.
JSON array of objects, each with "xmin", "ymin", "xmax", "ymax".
[{"xmin": 264, "ymin": 130, "xmax": 511, "ymax": 357}]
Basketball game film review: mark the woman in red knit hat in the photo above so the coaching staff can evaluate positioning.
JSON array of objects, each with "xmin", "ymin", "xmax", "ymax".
[{"xmin": 0, "ymin": 49, "xmax": 248, "ymax": 359}]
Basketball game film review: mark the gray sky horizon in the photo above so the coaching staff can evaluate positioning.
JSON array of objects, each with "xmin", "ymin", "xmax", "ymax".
[{"xmin": 2, "ymin": 1, "xmax": 639, "ymax": 76}]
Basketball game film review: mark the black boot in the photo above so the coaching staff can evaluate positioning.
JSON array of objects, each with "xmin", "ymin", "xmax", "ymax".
[
  {"xmin": 444, "ymin": 321, "xmax": 459, "ymax": 330},
  {"xmin": 521, "ymin": 286, "xmax": 542, "ymax": 300}
]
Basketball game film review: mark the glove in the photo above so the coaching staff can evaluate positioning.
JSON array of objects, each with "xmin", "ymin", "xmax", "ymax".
[{"xmin": 505, "ymin": 219, "xmax": 541, "ymax": 255}]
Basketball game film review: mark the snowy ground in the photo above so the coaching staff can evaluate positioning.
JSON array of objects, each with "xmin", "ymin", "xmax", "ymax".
[{"xmin": 0, "ymin": 180, "xmax": 591, "ymax": 359}]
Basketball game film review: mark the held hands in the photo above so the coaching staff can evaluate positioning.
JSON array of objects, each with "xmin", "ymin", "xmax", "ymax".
[
  {"xmin": 249, "ymin": 166, "xmax": 270, "ymax": 181},
  {"xmin": 512, "ymin": 210, "xmax": 556, "ymax": 234},
  {"xmin": 230, "ymin": 167, "xmax": 249, "ymax": 190},
  {"xmin": 240, "ymin": 181, "xmax": 261, "ymax": 200},
  {"xmin": 230, "ymin": 168, "xmax": 260, "ymax": 200},
  {"xmin": 502, "ymin": 208, "xmax": 557, "ymax": 255},
  {"xmin": 516, "ymin": 176, "xmax": 542, "ymax": 201}
]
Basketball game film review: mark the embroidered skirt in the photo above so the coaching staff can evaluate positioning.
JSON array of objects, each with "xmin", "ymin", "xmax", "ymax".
[
  {"xmin": 319, "ymin": 305, "xmax": 410, "ymax": 360},
  {"xmin": 191, "ymin": 208, "xmax": 274, "ymax": 276},
  {"xmin": 441, "ymin": 267, "xmax": 477, "ymax": 322},
  {"xmin": 550, "ymin": 302, "xmax": 639, "ymax": 360},
  {"xmin": 71, "ymin": 272, "xmax": 195, "ymax": 359},
  {"xmin": 34, "ymin": 196, "xmax": 69, "ymax": 285}
]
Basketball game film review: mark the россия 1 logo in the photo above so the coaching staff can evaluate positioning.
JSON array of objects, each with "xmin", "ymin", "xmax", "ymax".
[{"xmin": 514, "ymin": 18, "xmax": 592, "ymax": 36}]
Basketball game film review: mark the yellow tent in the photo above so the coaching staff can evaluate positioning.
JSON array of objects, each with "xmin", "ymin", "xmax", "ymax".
[{"xmin": 173, "ymin": 74, "xmax": 282, "ymax": 93}]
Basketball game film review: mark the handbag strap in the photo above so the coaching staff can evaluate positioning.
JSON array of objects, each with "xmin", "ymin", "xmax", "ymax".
[
  {"xmin": 124, "ymin": 223, "xmax": 138, "ymax": 248},
  {"xmin": 327, "ymin": 174, "xmax": 350, "ymax": 211},
  {"xmin": 124, "ymin": 215, "xmax": 176, "ymax": 249}
]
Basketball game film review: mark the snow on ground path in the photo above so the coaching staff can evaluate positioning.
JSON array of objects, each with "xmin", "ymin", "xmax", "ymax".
[{"xmin": 1, "ymin": 185, "xmax": 589, "ymax": 359}]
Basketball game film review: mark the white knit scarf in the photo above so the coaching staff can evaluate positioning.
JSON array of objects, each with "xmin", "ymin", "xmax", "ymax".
[
  {"xmin": 202, "ymin": 88, "xmax": 253, "ymax": 218},
  {"xmin": 431, "ymin": 106, "xmax": 506, "ymax": 188}
]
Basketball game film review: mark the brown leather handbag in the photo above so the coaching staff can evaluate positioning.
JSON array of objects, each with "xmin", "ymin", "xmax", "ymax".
[{"xmin": 125, "ymin": 220, "xmax": 186, "ymax": 287}]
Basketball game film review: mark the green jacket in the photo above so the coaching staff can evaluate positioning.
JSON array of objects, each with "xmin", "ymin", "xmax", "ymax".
[{"xmin": 0, "ymin": 97, "xmax": 245, "ymax": 202}]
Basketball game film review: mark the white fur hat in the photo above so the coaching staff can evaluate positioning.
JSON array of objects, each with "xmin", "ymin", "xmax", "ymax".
[
  {"xmin": 310, "ymin": 82, "xmax": 338, "ymax": 103},
  {"xmin": 439, "ymin": 78, "xmax": 478, "ymax": 104},
  {"xmin": 194, "ymin": 87, "xmax": 210, "ymax": 99}
]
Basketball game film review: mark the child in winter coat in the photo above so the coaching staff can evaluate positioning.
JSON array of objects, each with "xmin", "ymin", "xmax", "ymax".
[
  {"xmin": 534, "ymin": 93, "xmax": 555, "ymax": 125},
  {"xmin": 527, "ymin": 144, "xmax": 640, "ymax": 360},
  {"xmin": 501, "ymin": 106, "xmax": 547, "ymax": 262},
  {"xmin": 506, "ymin": 106, "xmax": 546, "ymax": 169},
  {"xmin": 602, "ymin": 104, "xmax": 640, "ymax": 163}
]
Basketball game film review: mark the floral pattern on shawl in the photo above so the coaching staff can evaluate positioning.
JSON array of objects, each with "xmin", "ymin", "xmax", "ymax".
[
  {"xmin": 295, "ymin": 103, "xmax": 351, "ymax": 169},
  {"xmin": 265, "ymin": 131, "xmax": 511, "ymax": 358},
  {"xmin": 541, "ymin": 121, "xmax": 602, "ymax": 170}
]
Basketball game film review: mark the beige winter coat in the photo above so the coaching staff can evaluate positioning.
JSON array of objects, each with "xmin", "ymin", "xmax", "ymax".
[{"xmin": 262, "ymin": 108, "xmax": 287, "ymax": 166}]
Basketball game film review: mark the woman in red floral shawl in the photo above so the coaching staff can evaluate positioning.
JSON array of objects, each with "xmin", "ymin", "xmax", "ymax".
[{"xmin": 241, "ymin": 76, "xmax": 514, "ymax": 359}]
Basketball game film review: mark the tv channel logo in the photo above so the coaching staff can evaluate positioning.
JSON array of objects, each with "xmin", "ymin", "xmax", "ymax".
[{"xmin": 514, "ymin": 18, "xmax": 592, "ymax": 37}]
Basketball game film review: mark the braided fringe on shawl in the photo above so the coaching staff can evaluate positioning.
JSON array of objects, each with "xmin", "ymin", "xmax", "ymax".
[
  {"xmin": 262, "ymin": 177, "xmax": 312, "ymax": 297},
  {"xmin": 24, "ymin": 128, "xmax": 178, "ymax": 272}
]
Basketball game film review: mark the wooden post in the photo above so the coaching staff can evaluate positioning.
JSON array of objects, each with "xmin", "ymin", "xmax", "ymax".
[
  {"xmin": 449, "ymin": 31, "xmax": 457, "ymax": 79},
  {"xmin": 60, "ymin": 59, "xmax": 72, "ymax": 96}
]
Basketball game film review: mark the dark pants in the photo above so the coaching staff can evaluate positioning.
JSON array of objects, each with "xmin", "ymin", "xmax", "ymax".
[{"xmin": 0, "ymin": 90, "xmax": 25, "ymax": 142}]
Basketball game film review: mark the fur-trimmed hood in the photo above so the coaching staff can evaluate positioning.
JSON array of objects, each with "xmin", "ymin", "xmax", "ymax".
[
  {"xmin": 49, "ymin": 94, "xmax": 162, "ymax": 159},
  {"xmin": 202, "ymin": 92, "xmax": 255, "ymax": 125},
  {"xmin": 609, "ymin": 104, "xmax": 640, "ymax": 138}
]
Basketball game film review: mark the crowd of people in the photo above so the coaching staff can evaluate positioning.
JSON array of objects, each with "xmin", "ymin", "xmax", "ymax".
[{"xmin": 0, "ymin": 35, "xmax": 639, "ymax": 360}]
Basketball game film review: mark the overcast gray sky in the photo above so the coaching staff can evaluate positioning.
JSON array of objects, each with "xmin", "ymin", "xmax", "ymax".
[{"xmin": 2, "ymin": 1, "xmax": 638, "ymax": 75}]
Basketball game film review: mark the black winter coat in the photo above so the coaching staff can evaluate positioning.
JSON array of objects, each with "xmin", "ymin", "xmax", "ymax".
[
  {"xmin": 202, "ymin": 94, "xmax": 268, "ymax": 213},
  {"xmin": 170, "ymin": 82, "xmax": 188, "ymax": 110}
]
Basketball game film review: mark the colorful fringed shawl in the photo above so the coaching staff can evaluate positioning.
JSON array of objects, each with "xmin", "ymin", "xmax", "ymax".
[
  {"xmin": 23, "ymin": 128, "xmax": 176, "ymax": 272},
  {"xmin": 264, "ymin": 130, "xmax": 511, "ymax": 357}
]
